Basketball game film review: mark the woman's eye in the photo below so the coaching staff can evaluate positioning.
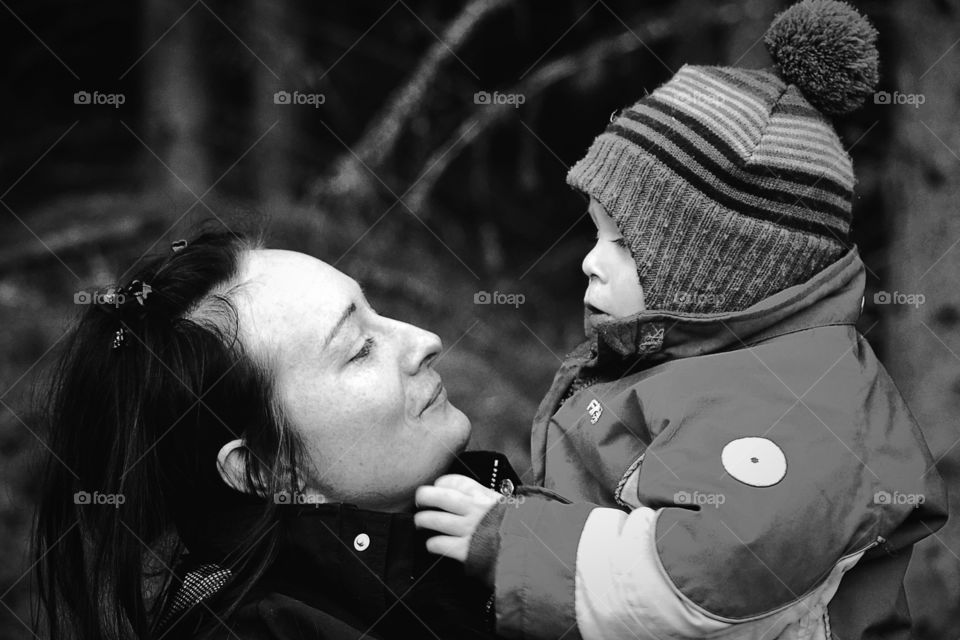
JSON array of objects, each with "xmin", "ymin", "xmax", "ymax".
[
  {"xmin": 612, "ymin": 237, "xmax": 628, "ymax": 249},
  {"xmin": 350, "ymin": 337, "xmax": 375, "ymax": 362}
]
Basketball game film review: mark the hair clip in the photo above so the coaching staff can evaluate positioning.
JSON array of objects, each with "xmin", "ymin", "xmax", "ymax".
[
  {"xmin": 127, "ymin": 280, "xmax": 152, "ymax": 306},
  {"xmin": 108, "ymin": 280, "xmax": 152, "ymax": 350},
  {"xmin": 171, "ymin": 239, "xmax": 188, "ymax": 253},
  {"xmin": 609, "ymin": 109, "xmax": 621, "ymax": 124}
]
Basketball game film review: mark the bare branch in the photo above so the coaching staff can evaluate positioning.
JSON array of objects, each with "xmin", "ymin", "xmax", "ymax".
[
  {"xmin": 0, "ymin": 214, "xmax": 165, "ymax": 275},
  {"xmin": 309, "ymin": 0, "xmax": 515, "ymax": 205},
  {"xmin": 402, "ymin": 3, "xmax": 745, "ymax": 214}
]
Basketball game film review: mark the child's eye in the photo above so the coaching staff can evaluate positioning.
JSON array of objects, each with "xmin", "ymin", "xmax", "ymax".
[{"xmin": 350, "ymin": 337, "xmax": 375, "ymax": 362}]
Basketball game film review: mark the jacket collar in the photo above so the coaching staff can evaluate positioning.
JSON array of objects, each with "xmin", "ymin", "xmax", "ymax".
[
  {"xmin": 264, "ymin": 502, "xmax": 433, "ymax": 616},
  {"xmin": 167, "ymin": 499, "xmax": 453, "ymax": 635},
  {"xmin": 174, "ymin": 452, "xmax": 517, "ymax": 621},
  {"xmin": 175, "ymin": 488, "xmax": 426, "ymax": 607},
  {"xmin": 589, "ymin": 247, "xmax": 866, "ymax": 366}
]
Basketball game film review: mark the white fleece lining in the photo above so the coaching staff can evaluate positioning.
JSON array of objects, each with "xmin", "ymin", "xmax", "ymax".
[{"xmin": 574, "ymin": 507, "xmax": 865, "ymax": 640}]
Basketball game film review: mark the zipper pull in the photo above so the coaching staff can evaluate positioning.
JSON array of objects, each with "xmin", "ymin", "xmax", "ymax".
[{"xmin": 483, "ymin": 593, "xmax": 495, "ymax": 629}]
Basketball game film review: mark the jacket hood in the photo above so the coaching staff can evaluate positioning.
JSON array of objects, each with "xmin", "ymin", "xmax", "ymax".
[{"xmin": 588, "ymin": 246, "xmax": 865, "ymax": 366}]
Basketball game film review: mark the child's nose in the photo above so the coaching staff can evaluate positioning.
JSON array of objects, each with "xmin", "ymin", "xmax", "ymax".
[{"xmin": 582, "ymin": 245, "xmax": 603, "ymax": 282}]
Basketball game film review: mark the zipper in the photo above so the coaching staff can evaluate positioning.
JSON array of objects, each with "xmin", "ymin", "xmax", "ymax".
[
  {"xmin": 483, "ymin": 593, "xmax": 495, "ymax": 629},
  {"xmin": 488, "ymin": 457, "xmax": 500, "ymax": 491},
  {"xmin": 482, "ymin": 458, "xmax": 502, "ymax": 630},
  {"xmin": 864, "ymin": 535, "xmax": 885, "ymax": 554}
]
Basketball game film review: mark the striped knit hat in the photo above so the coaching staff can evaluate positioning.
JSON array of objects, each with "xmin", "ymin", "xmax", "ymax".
[{"xmin": 567, "ymin": 0, "xmax": 879, "ymax": 314}]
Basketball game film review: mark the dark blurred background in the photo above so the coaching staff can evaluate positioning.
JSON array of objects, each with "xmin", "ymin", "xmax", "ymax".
[{"xmin": 1, "ymin": 0, "xmax": 958, "ymax": 637}]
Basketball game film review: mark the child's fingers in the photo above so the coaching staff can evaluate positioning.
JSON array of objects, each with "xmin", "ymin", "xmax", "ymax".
[
  {"xmin": 424, "ymin": 534, "xmax": 468, "ymax": 562},
  {"xmin": 433, "ymin": 474, "xmax": 485, "ymax": 495},
  {"xmin": 415, "ymin": 485, "xmax": 473, "ymax": 515},
  {"xmin": 413, "ymin": 510, "xmax": 471, "ymax": 537},
  {"xmin": 434, "ymin": 475, "xmax": 501, "ymax": 510}
]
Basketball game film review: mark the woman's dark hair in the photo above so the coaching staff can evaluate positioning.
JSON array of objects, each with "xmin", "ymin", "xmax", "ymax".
[{"xmin": 32, "ymin": 224, "xmax": 306, "ymax": 639}]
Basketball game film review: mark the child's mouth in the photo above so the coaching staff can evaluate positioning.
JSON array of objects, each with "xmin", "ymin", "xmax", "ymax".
[{"xmin": 583, "ymin": 303, "xmax": 613, "ymax": 335}]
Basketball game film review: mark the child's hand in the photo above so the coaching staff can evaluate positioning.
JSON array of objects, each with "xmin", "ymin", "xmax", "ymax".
[{"xmin": 414, "ymin": 474, "xmax": 501, "ymax": 563}]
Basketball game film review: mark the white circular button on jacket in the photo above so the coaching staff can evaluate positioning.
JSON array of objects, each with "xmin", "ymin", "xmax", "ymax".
[
  {"xmin": 721, "ymin": 437, "xmax": 787, "ymax": 487},
  {"xmin": 354, "ymin": 533, "xmax": 370, "ymax": 551}
]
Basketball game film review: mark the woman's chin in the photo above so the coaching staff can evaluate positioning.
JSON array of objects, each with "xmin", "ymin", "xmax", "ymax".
[
  {"xmin": 418, "ymin": 401, "xmax": 470, "ymax": 462},
  {"xmin": 445, "ymin": 403, "xmax": 472, "ymax": 454}
]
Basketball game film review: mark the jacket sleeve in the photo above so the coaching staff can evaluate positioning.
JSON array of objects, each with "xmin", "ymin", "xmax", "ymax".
[
  {"xmin": 622, "ymin": 384, "xmax": 902, "ymax": 624},
  {"xmin": 492, "ymin": 496, "xmax": 596, "ymax": 639},
  {"xmin": 491, "ymin": 495, "xmax": 866, "ymax": 640},
  {"xmin": 573, "ymin": 505, "xmax": 866, "ymax": 640}
]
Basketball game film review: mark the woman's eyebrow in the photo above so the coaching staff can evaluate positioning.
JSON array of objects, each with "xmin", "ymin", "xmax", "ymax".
[{"xmin": 322, "ymin": 302, "xmax": 357, "ymax": 349}]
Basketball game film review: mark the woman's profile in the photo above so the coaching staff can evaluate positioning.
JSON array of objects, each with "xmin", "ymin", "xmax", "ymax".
[{"xmin": 33, "ymin": 224, "xmax": 509, "ymax": 640}]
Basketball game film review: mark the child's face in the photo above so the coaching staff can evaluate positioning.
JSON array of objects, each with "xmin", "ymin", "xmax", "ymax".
[{"xmin": 582, "ymin": 198, "xmax": 645, "ymax": 320}]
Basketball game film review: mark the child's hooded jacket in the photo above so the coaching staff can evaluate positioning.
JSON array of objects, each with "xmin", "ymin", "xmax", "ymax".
[{"xmin": 488, "ymin": 248, "xmax": 947, "ymax": 640}]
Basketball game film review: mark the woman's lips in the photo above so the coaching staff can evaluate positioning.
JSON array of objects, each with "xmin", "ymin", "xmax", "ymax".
[{"xmin": 420, "ymin": 381, "xmax": 445, "ymax": 415}]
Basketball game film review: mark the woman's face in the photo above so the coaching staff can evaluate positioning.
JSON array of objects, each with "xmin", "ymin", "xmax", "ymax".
[{"xmin": 234, "ymin": 249, "xmax": 471, "ymax": 512}]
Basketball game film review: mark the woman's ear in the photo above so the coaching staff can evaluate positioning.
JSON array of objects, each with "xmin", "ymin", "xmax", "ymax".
[
  {"xmin": 216, "ymin": 438, "xmax": 308, "ymax": 497},
  {"xmin": 216, "ymin": 438, "xmax": 251, "ymax": 493}
]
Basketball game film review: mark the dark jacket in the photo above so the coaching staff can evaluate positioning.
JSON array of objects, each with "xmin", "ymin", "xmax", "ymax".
[
  {"xmin": 486, "ymin": 247, "xmax": 948, "ymax": 639},
  {"xmin": 158, "ymin": 452, "xmax": 519, "ymax": 640}
]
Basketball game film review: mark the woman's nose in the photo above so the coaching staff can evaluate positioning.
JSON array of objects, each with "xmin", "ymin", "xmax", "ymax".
[{"xmin": 402, "ymin": 323, "xmax": 442, "ymax": 374}]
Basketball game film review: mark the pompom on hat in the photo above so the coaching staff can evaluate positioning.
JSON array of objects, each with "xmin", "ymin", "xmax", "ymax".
[
  {"xmin": 567, "ymin": 0, "xmax": 879, "ymax": 314},
  {"xmin": 765, "ymin": 0, "xmax": 880, "ymax": 116}
]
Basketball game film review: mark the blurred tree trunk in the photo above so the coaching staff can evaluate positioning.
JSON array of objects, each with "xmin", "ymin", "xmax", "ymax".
[
  {"xmin": 721, "ymin": 0, "xmax": 777, "ymax": 67},
  {"xmin": 142, "ymin": 0, "xmax": 210, "ymax": 198},
  {"xmin": 250, "ymin": 0, "xmax": 293, "ymax": 209},
  {"xmin": 881, "ymin": 2, "xmax": 960, "ymax": 637}
]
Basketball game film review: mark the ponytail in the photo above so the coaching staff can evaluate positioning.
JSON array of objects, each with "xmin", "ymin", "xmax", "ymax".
[{"xmin": 34, "ymin": 226, "xmax": 305, "ymax": 639}]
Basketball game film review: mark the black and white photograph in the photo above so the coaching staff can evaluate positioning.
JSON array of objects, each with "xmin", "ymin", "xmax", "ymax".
[{"xmin": 1, "ymin": 1, "xmax": 958, "ymax": 638}]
